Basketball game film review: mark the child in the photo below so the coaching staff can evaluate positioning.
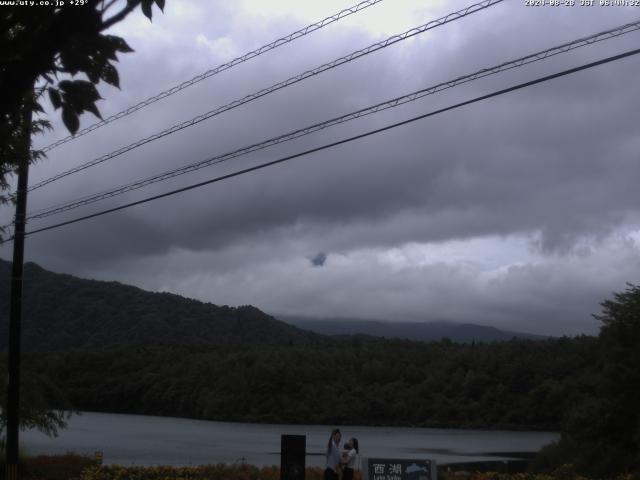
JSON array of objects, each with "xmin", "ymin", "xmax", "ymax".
[{"xmin": 342, "ymin": 438, "xmax": 360, "ymax": 480}]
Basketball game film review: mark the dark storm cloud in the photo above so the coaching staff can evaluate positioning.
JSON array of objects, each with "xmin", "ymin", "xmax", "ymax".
[
  {"xmin": 311, "ymin": 252, "xmax": 327, "ymax": 267},
  {"xmin": 28, "ymin": 5, "xmax": 639, "ymax": 253}
]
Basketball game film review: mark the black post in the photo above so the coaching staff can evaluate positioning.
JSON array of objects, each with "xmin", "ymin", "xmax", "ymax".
[
  {"xmin": 6, "ymin": 94, "xmax": 32, "ymax": 480},
  {"xmin": 281, "ymin": 434, "xmax": 306, "ymax": 480}
]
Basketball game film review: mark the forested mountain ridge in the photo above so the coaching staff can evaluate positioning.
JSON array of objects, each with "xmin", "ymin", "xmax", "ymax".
[
  {"xmin": 279, "ymin": 316, "xmax": 547, "ymax": 343},
  {"xmin": 0, "ymin": 260, "xmax": 317, "ymax": 352}
]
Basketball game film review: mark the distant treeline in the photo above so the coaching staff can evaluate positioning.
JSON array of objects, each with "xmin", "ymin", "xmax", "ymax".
[{"xmin": 25, "ymin": 335, "xmax": 596, "ymax": 430}]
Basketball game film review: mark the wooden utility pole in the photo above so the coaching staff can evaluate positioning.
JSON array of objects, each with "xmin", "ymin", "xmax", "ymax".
[{"xmin": 5, "ymin": 93, "xmax": 33, "ymax": 480}]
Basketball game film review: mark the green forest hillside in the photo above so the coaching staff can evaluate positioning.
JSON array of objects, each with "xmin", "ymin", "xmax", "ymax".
[
  {"xmin": 0, "ymin": 260, "xmax": 317, "ymax": 351},
  {"xmin": 27, "ymin": 336, "xmax": 596, "ymax": 430}
]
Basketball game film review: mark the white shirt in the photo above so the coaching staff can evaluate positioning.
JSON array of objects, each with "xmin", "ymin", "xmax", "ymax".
[{"xmin": 344, "ymin": 449, "xmax": 360, "ymax": 469}]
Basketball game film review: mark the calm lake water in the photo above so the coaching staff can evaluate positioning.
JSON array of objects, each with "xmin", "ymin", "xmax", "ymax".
[{"xmin": 21, "ymin": 412, "xmax": 558, "ymax": 467}]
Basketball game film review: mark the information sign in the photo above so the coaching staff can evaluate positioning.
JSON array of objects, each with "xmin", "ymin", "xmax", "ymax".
[{"xmin": 367, "ymin": 458, "xmax": 436, "ymax": 480}]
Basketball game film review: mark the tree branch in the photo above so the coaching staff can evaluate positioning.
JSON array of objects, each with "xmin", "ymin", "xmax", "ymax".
[
  {"xmin": 101, "ymin": 0, "xmax": 120, "ymax": 16},
  {"xmin": 101, "ymin": 2, "xmax": 138, "ymax": 31}
]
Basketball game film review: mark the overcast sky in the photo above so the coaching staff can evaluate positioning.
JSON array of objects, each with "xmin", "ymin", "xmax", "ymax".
[{"xmin": 2, "ymin": 0, "xmax": 640, "ymax": 336}]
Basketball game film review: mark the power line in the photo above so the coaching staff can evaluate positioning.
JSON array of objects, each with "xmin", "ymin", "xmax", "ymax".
[
  {"xmin": 7, "ymin": 47, "xmax": 638, "ymax": 243},
  {"xmin": 25, "ymin": 19, "xmax": 640, "ymax": 221},
  {"xmin": 39, "ymin": 0, "xmax": 386, "ymax": 154},
  {"xmin": 28, "ymin": 0, "xmax": 503, "ymax": 192}
]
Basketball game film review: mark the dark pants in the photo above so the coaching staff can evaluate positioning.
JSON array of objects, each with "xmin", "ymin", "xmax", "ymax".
[
  {"xmin": 324, "ymin": 468, "xmax": 339, "ymax": 480},
  {"xmin": 344, "ymin": 467, "xmax": 354, "ymax": 480}
]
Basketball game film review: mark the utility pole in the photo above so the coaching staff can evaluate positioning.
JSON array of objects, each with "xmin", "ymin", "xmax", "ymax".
[{"xmin": 5, "ymin": 92, "xmax": 33, "ymax": 480}]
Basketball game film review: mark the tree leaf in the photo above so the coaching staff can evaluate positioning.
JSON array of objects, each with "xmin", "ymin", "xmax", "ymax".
[
  {"xmin": 67, "ymin": 80, "xmax": 102, "ymax": 103},
  {"xmin": 101, "ymin": 41, "xmax": 119, "ymax": 61},
  {"xmin": 29, "ymin": 149, "xmax": 47, "ymax": 163},
  {"xmin": 84, "ymin": 102, "xmax": 103, "ymax": 120},
  {"xmin": 105, "ymin": 35, "xmax": 134, "ymax": 54},
  {"xmin": 155, "ymin": 0, "xmax": 165, "ymax": 12},
  {"xmin": 141, "ymin": 0, "xmax": 153, "ymax": 20},
  {"xmin": 59, "ymin": 44, "xmax": 87, "ymax": 76},
  {"xmin": 31, "ymin": 119, "xmax": 52, "ymax": 135},
  {"xmin": 61, "ymin": 106, "xmax": 80, "ymax": 135},
  {"xmin": 33, "ymin": 101, "xmax": 45, "ymax": 114},
  {"xmin": 101, "ymin": 64, "xmax": 120, "ymax": 89},
  {"xmin": 57, "ymin": 80, "xmax": 73, "ymax": 93},
  {"xmin": 59, "ymin": 80, "xmax": 103, "ymax": 120},
  {"xmin": 85, "ymin": 63, "xmax": 101, "ymax": 84},
  {"xmin": 48, "ymin": 88, "xmax": 62, "ymax": 109}
]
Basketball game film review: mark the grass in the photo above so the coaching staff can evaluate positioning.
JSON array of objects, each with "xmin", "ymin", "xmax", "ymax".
[
  {"xmin": 1, "ymin": 455, "xmax": 636, "ymax": 480},
  {"xmin": 1, "ymin": 452, "xmax": 97, "ymax": 480}
]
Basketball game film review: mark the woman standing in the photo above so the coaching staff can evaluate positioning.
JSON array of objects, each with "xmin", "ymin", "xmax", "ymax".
[
  {"xmin": 325, "ymin": 428, "xmax": 342, "ymax": 480},
  {"xmin": 342, "ymin": 438, "xmax": 360, "ymax": 480}
]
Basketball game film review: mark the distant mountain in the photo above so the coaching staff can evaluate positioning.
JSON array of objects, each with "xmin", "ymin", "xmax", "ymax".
[
  {"xmin": 278, "ymin": 315, "xmax": 547, "ymax": 343},
  {"xmin": 0, "ymin": 260, "xmax": 317, "ymax": 352}
]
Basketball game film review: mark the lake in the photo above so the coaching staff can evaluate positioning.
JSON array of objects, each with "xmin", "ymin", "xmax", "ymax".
[{"xmin": 21, "ymin": 412, "xmax": 558, "ymax": 467}]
